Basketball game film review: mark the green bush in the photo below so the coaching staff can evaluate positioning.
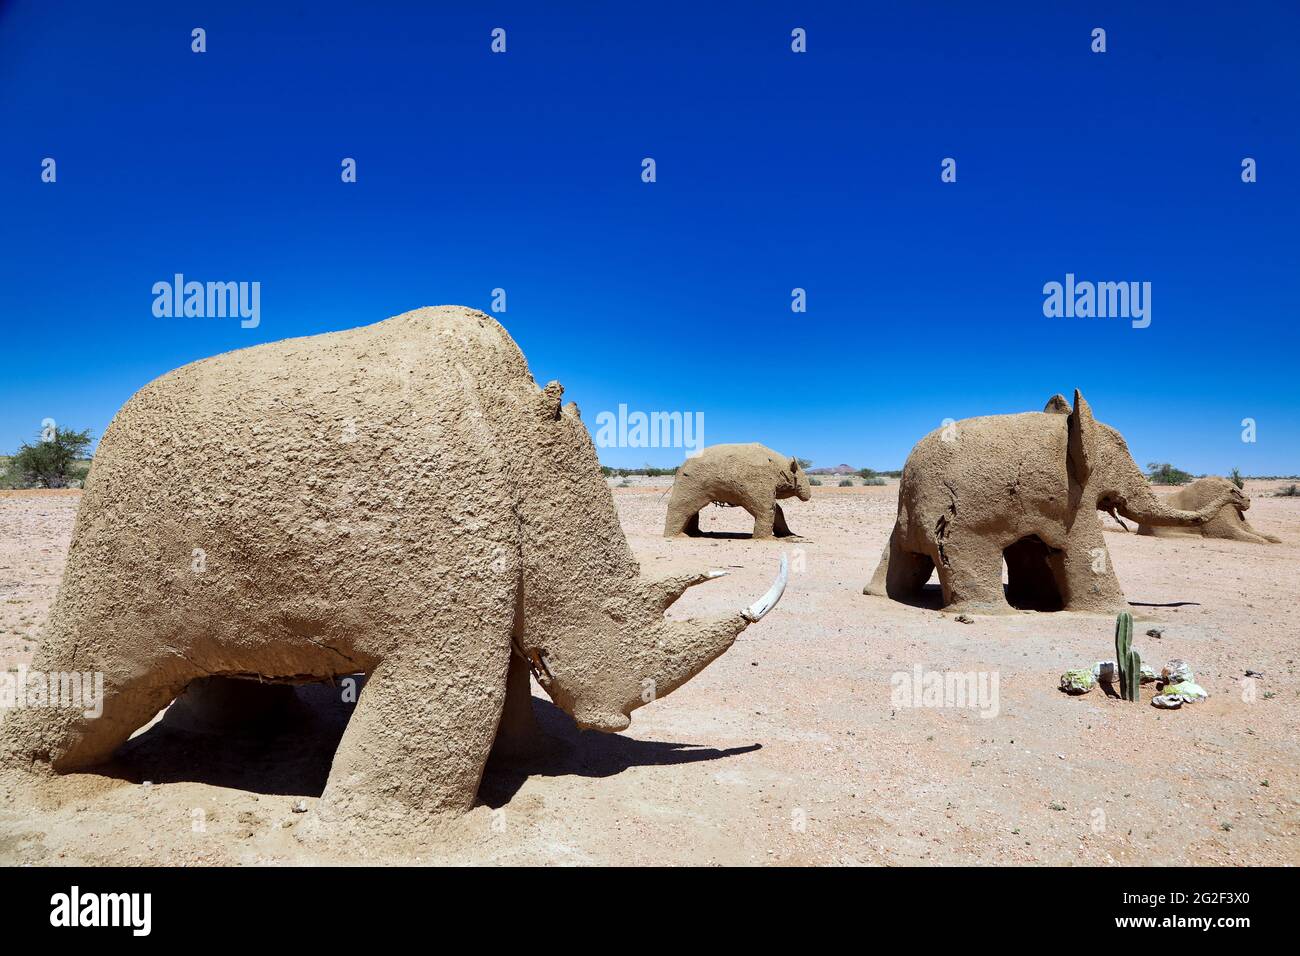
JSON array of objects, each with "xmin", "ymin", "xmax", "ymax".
[
  {"xmin": 3, "ymin": 427, "xmax": 93, "ymax": 488},
  {"xmin": 837, "ymin": 478, "xmax": 853, "ymax": 487},
  {"xmin": 1147, "ymin": 462, "xmax": 1193, "ymax": 486},
  {"xmin": 809, "ymin": 477, "xmax": 822, "ymax": 486},
  {"xmin": 1276, "ymin": 483, "xmax": 1300, "ymax": 498},
  {"xmin": 796, "ymin": 458, "xmax": 813, "ymax": 470},
  {"xmin": 601, "ymin": 464, "xmax": 678, "ymax": 478},
  {"xmin": 857, "ymin": 467, "xmax": 878, "ymax": 479},
  {"xmin": 1230, "ymin": 467, "xmax": 1243, "ymax": 490},
  {"xmin": 862, "ymin": 476, "xmax": 887, "ymax": 486}
]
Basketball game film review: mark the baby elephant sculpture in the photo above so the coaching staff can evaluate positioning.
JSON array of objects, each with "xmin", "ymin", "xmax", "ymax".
[
  {"xmin": 865, "ymin": 390, "xmax": 1244, "ymax": 614},
  {"xmin": 664, "ymin": 443, "xmax": 812, "ymax": 539},
  {"xmin": 0, "ymin": 307, "xmax": 788, "ymax": 827},
  {"xmin": 1137, "ymin": 476, "xmax": 1280, "ymax": 544}
]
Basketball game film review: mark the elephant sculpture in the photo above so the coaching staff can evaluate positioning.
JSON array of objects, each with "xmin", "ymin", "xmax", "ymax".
[
  {"xmin": 1137, "ymin": 476, "xmax": 1280, "ymax": 544},
  {"xmin": 0, "ymin": 306, "xmax": 788, "ymax": 827},
  {"xmin": 864, "ymin": 390, "xmax": 1244, "ymax": 614},
  {"xmin": 663, "ymin": 443, "xmax": 812, "ymax": 539}
]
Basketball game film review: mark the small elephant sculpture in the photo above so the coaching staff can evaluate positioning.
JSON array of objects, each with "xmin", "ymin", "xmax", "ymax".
[
  {"xmin": 664, "ymin": 443, "xmax": 812, "ymax": 539},
  {"xmin": 865, "ymin": 390, "xmax": 1244, "ymax": 614},
  {"xmin": 0, "ymin": 307, "xmax": 788, "ymax": 828},
  {"xmin": 1137, "ymin": 476, "xmax": 1280, "ymax": 544}
]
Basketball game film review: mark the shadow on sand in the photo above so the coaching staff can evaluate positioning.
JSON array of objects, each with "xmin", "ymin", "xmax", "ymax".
[
  {"xmin": 875, "ymin": 581, "xmax": 946, "ymax": 611},
  {"xmin": 875, "ymin": 582, "xmax": 1204, "ymax": 614},
  {"xmin": 479, "ymin": 698, "xmax": 760, "ymax": 808},
  {"xmin": 103, "ymin": 679, "xmax": 758, "ymax": 804}
]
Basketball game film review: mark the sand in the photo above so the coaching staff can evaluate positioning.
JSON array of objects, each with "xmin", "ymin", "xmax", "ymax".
[{"xmin": 1, "ymin": 481, "xmax": 1296, "ymax": 865}]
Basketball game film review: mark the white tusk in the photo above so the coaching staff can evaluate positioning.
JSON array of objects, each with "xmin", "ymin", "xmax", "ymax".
[
  {"xmin": 742, "ymin": 553, "xmax": 788, "ymax": 622},
  {"xmin": 706, "ymin": 569, "xmax": 729, "ymax": 579}
]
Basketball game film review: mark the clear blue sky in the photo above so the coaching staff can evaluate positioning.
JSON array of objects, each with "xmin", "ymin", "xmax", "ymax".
[{"xmin": 2, "ymin": 2, "xmax": 1297, "ymax": 473}]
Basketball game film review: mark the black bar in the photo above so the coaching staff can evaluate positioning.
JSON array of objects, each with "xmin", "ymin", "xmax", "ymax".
[{"xmin": 0, "ymin": 866, "xmax": 1272, "ymax": 939}]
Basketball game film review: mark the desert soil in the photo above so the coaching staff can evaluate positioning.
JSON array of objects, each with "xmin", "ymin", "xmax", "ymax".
[{"xmin": 1, "ymin": 482, "xmax": 1297, "ymax": 865}]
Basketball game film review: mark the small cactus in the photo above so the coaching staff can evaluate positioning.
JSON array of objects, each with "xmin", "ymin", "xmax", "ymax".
[
  {"xmin": 1126, "ymin": 647, "xmax": 1142, "ymax": 701},
  {"xmin": 1115, "ymin": 612, "xmax": 1139, "ymax": 701}
]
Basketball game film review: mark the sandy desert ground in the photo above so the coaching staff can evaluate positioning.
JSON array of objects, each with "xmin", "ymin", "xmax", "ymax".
[{"xmin": 0, "ymin": 481, "xmax": 1297, "ymax": 865}]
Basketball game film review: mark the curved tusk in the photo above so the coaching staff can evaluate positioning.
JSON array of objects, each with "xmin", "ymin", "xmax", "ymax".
[
  {"xmin": 706, "ymin": 569, "xmax": 729, "ymax": 579},
  {"xmin": 742, "ymin": 553, "xmax": 788, "ymax": 623}
]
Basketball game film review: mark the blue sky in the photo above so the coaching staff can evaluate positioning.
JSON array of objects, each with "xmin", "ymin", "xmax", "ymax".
[{"xmin": 2, "ymin": 1, "xmax": 1297, "ymax": 473}]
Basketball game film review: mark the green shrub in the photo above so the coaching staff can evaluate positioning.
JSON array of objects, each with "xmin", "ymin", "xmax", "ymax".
[
  {"xmin": 4, "ymin": 427, "xmax": 93, "ymax": 488},
  {"xmin": 837, "ymin": 478, "xmax": 853, "ymax": 487},
  {"xmin": 1147, "ymin": 462, "xmax": 1193, "ymax": 486},
  {"xmin": 857, "ymin": 467, "xmax": 878, "ymax": 479},
  {"xmin": 796, "ymin": 458, "xmax": 813, "ymax": 470},
  {"xmin": 862, "ymin": 476, "xmax": 887, "ymax": 486},
  {"xmin": 1276, "ymin": 483, "xmax": 1300, "ymax": 498},
  {"xmin": 601, "ymin": 464, "xmax": 678, "ymax": 478},
  {"xmin": 809, "ymin": 477, "xmax": 822, "ymax": 486},
  {"xmin": 1229, "ymin": 468, "xmax": 1243, "ymax": 490}
]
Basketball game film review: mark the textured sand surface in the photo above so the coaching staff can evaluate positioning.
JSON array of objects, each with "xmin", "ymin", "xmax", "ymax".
[{"xmin": 1, "ymin": 482, "xmax": 1297, "ymax": 865}]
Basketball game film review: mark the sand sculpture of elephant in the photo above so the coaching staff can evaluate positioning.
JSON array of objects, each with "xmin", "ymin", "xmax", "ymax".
[
  {"xmin": 663, "ymin": 443, "xmax": 812, "ymax": 539},
  {"xmin": 1137, "ymin": 476, "xmax": 1280, "ymax": 544},
  {"xmin": 0, "ymin": 306, "xmax": 789, "ymax": 827},
  {"xmin": 864, "ymin": 390, "xmax": 1244, "ymax": 614}
]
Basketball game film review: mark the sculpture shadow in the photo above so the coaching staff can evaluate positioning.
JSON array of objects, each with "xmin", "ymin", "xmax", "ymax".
[
  {"xmin": 102, "ymin": 681, "xmax": 758, "ymax": 804},
  {"xmin": 883, "ymin": 576, "xmax": 1192, "ymax": 615},
  {"xmin": 479, "ymin": 697, "xmax": 760, "ymax": 808},
  {"xmin": 883, "ymin": 581, "xmax": 946, "ymax": 611},
  {"xmin": 105, "ymin": 681, "xmax": 358, "ymax": 798}
]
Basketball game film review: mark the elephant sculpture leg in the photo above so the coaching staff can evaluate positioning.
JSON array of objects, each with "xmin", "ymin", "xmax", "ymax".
[
  {"xmin": 933, "ymin": 528, "xmax": 1009, "ymax": 612},
  {"xmin": 1060, "ymin": 516, "xmax": 1126, "ymax": 612},
  {"xmin": 749, "ymin": 502, "xmax": 776, "ymax": 539},
  {"xmin": 664, "ymin": 490, "xmax": 709, "ymax": 537},
  {"xmin": 865, "ymin": 529, "xmax": 936, "ymax": 600},
  {"xmin": 2, "ymin": 631, "xmax": 202, "ymax": 774},
  {"xmin": 318, "ymin": 636, "xmax": 511, "ymax": 828}
]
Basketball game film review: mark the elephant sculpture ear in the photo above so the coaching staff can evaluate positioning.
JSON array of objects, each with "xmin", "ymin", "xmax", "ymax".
[
  {"xmin": 1044, "ymin": 394, "xmax": 1070, "ymax": 414},
  {"xmin": 1067, "ymin": 389, "xmax": 1095, "ymax": 485}
]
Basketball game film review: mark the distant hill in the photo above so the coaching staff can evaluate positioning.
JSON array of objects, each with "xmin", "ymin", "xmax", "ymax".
[{"xmin": 807, "ymin": 464, "xmax": 857, "ymax": 475}]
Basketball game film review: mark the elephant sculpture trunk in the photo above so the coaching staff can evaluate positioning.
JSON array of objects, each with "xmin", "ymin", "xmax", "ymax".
[
  {"xmin": 1135, "ymin": 476, "xmax": 1280, "ymax": 544},
  {"xmin": 1112, "ymin": 482, "xmax": 1239, "ymax": 528}
]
